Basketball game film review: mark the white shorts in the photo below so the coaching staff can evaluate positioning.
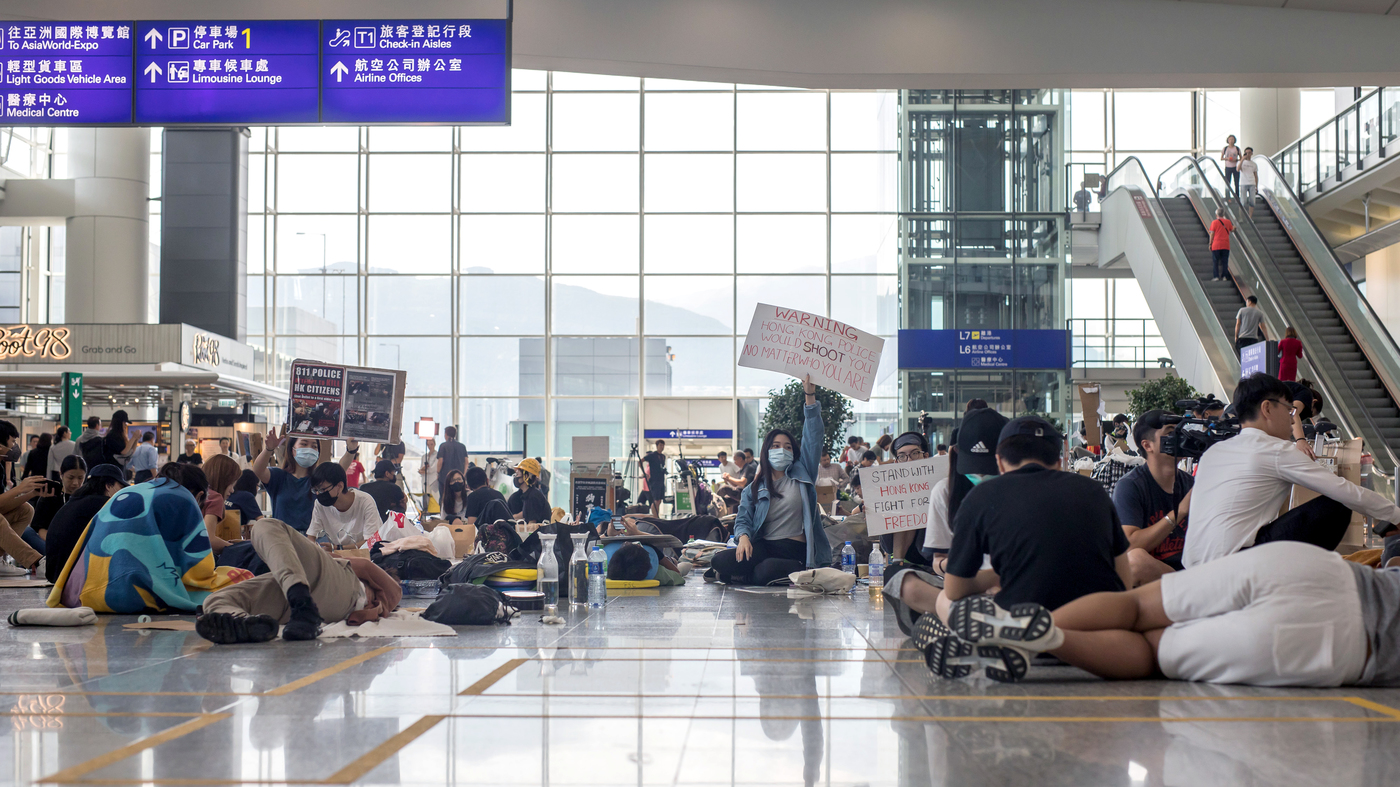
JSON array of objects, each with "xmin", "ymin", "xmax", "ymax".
[{"xmin": 1157, "ymin": 542, "xmax": 1367, "ymax": 687}]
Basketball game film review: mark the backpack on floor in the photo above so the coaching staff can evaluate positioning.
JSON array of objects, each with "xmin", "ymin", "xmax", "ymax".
[
  {"xmin": 423, "ymin": 584, "xmax": 517, "ymax": 626},
  {"xmin": 476, "ymin": 519, "xmax": 524, "ymax": 559}
]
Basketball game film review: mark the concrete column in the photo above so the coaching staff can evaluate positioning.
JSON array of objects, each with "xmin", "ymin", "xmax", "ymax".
[
  {"xmin": 160, "ymin": 129, "xmax": 248, "ymax": 341},
  {"xmin": 64, "ymin": 128, "xmax": 151, "ymax": 323},
  {"xmin": 1240, "ymin": 88, "xmax": 1301, "ymax": 157},
  {"xmin": 1365, "ymin": 245, "xmax": 1400, "ymax": 336}
]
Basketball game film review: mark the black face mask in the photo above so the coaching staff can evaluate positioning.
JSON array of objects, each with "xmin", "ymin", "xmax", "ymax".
[
  {"xmin": 513, "ymin": 476, "xmax": 523, "ymax": 489},
  {"xmin": 316, "ymin": 488, "xmax": 338, "ymax": 506},
  {"xmin": 449, "ymin": 482, "xmax": 465, "ymax": 493}
]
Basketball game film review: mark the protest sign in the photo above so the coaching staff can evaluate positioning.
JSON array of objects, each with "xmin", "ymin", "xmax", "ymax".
[
  {"xmin": 288, "ymin": 359, "xmax": 407, "ymax": 444},
  {"xmin": 861, "ymin": 455, "xmax": 947, "ymax": 537},
  {"xmin": 738, "ymin": 303, "xmax": 884, "ymax": 401}
]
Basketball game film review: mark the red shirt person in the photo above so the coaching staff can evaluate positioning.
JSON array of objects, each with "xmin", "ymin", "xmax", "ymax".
[
  {"xmin": 1208, "ymin": 209, "xmax": 1234, "ymax": 282},
  {"xmin": 1278, "ymin": 327, "xmax": 1304, "ymax": 382}
]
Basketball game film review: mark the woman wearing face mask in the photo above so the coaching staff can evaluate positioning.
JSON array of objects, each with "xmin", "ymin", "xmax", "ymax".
[
  {"xmin": 709, "ymin": 376, "xmax": 831, "ymax": 586},
  {"xmin": 252, "ymin": 427, "xmax": 322, "ymax": 534},
  {"xmin": 885, "ymin": 407, "xmax": 1009, "ymax": 638},
  {"xmin": 440, "ymin": 469, "xmax": 469, "ymax": 522}
]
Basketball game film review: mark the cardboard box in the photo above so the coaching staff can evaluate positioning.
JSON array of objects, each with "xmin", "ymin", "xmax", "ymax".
[
  {"xmin": 1078, "ymin": 384, "xmax": 1102, "ymax": 448},
  {"xmin": 214, "ymin": 510, "xmax": 242, "ymax": 543},
  {"xmin": 815, "ymin": 484, "xmax": 838, "ymax": 513}
]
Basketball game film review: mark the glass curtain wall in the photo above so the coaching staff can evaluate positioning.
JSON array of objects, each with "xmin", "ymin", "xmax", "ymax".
[
  {"xmin": 243, "ymin": 70, "xmax": 899, "ymax": 501},
  {"xmin": 900, "ymin": 90, "xmax": 1068, "ymax": 442}
]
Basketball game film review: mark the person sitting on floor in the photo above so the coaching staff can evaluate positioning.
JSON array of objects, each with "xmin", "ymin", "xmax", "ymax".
[
  {"xmin": 48, "ymin": 464, "xmax": 250, "ymax": 613},
  {"xmin": 508, "ymin": 458, "xmax": 552, "ymax": 523},
  {"xmin": 1183, "ymin": 373, "xmax": 1400, "ymax": 568},
  {"xmin": 710, "ymin": 375, "xmax": 832, "ymax": 586},
  {"xmin": 883, "ymin": 431, "xmax": 936, "ymax": 565},
  {"xmin": 196, "ymin": 516, "xmax": 402, "ymax": 643},
  {"xmin": 886, "ymin": 416, "xmax": 1131, "ymax": 661},
  {"xmin": 917, "ymin": 407, "xmax": 1009, "ymax": 582},
  {"xmin": 307, "ymin": 462, "xmax": 385, "ymax": 549},
  {"xmin": 360, "ymin": 460, "xmax": 409, "ymax": 522},
  {"xmin": 226, "ymin": 470, "xmax": 265, "ymax": 526},
  {"xmin": 1113, "ymin": 410, "xmax": 1193, "ymax": 587},
  {"xmin": 923, "ymin": 541, "xmax": 1400, "ymax": 688}
]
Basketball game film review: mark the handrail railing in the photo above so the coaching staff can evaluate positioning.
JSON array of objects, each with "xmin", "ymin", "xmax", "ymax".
[
  {"xmin": 1210, "ymin": 153, "xmax": 1400, "ymax": 474},
  {"xmin": 1275, "ymin": 86, "xmax": 1400, "ymax": 195},
  {"xmin": 1069, "ymin": 318, "xmax": 1167, "ymax": 368}
]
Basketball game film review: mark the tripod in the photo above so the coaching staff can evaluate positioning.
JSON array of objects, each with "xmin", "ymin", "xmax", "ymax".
[{"xmin": 621, "ymin": 442, "xmax": 642, "ymax": 505}]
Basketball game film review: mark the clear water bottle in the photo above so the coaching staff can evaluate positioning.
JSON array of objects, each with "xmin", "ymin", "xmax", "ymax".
[
  {"xmin": 569, "ymin": 537, "xmax": 591, "ymax": 606},
  {"xmin": 587, "ymin": 544, "xmax": 608, "ymax": 608},
  {"xmin": 841, "ymin": 541, "xmax": 856, "ymax": 574},
  {"xmin": 537, "ymin": 533, "xmax": 559, "ymax": 615},
  {"xmin": 868, "ymin": 543, "xmax": 885, "ymax": 591}
]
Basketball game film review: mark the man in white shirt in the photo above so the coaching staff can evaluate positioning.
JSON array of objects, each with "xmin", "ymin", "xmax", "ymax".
[
  {"xmin": 307, "ymin": 462, "xmax": 386, "ymax": 549},
  {"xmin": 1183, "ymin": 373, "xmax": 1400, "ymax": 568},
  {"xmin": 1238, "ymin": 147, "xmax": 1259, "ymax": 218},
  {"xmin": 815, "ymin": 452, "xmax": 848, "ymax": 487},
  {"xmin": 717, "ymin": 450, "xmax": 739, "ymax": 480}
]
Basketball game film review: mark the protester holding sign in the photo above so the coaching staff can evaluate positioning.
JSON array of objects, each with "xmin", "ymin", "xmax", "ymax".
[
  {"xmin": 252, "ymin": 427, "xmax": 320, "ymax": 534},
  {"xmin": 709, "ymin": 376, "xmax": 833, "ymax": 585},
  {"xmin": 739, "ymin": 304, "xmax": 885, "ymax": 402}
]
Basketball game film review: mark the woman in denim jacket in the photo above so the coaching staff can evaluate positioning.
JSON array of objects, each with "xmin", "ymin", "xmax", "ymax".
[{"xmin": 710, "ymin": 376, "xmax": 834, "ymax": 585}]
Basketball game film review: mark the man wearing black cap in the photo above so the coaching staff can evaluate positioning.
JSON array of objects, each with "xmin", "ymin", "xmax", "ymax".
[
  {"xmin": 920, "ymin": 407, "xmax": 1009, "ymax": 574},
  {"xmin": 1113, "ymin": 410, "xmax": 1193, "ymax": 587},
  {"xmin": 924, "ymin": 415, "xmax": 1132, "ymax": 681},
  {"xmin": 359, "ymin": 460, "xmax": 407, "ymax": 522}
]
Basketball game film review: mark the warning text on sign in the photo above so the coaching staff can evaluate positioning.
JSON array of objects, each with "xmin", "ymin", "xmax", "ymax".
[{"xmin": 738, "ymin": 303, "xmax": 885, "ymax": 401}]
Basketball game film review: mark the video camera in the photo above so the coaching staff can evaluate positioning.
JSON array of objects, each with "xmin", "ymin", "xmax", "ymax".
[{"xmin": 1158, "ymin": 398, "xmax": 1241, "ymax": 459}]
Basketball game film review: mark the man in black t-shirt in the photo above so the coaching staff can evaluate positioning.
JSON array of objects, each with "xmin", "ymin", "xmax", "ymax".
[
  {"xmin": 462, "ymin": 465, "xmax": 505, "ymax": 524},
  {"xmin": 642, "ymin": 440, "xmax": 667, "ymax": 516},
  {"xmin": 919, "ymin": 416, "xmax": 1132, "ymax": 682},
  {"xmin": 507, "ymin": 458, "xmax": 552, "ymax": 523},
  {"xmin": 359, "ymin": 460, "xmax": 407, "ymax": 521},
  {"xmin": 1113, "ymin": 410, "xmax": 1192, "ymax": 586}
]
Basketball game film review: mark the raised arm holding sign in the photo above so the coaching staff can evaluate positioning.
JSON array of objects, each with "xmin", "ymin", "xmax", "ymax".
[{"xmin": 738, "ymin": 304, "xmax": 885, "ymax": 401}]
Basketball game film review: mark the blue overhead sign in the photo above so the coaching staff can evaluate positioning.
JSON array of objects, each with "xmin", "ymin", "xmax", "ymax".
[
  {"xmin": 898, "ymin": 329, "xmax": 1070, "ymax": 370},
  {"xmin": 2, "ymin": 17, "xmax": 509, "ymax": 125},
  {"xmin": 135, "ymin": 21, "xmax": 320, "ymax": 124},
  {"xmin": 2, "ymin": 22, "xmax": 134, "ymax": 124},
  {"xmin": 643, "ymin": 429, "xmax": 734, "ymax": 440},
  {"xmin": 320, "ymin": 19, "xmax": 509, "ymax": 123}
]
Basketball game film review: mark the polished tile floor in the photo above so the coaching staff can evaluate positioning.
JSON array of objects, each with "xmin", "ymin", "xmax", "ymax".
[{"xmin": 3, "ymin": 581, "xmax": 1400, "ymax": 786}]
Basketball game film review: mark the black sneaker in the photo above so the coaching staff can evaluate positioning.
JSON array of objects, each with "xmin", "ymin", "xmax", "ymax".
[
  {"xmin": 947, "ymin": 596, "xmax": 1061, "ymax": 652},
  {"xmin": 283, "ymin": 583, "xmax": 323, "ymax": 641},
  {"xmin": 195, "ymin": 612, "xmax": 279, "ymax": 645},
  {"xmin": 911, "ymin": 612, "xmax": 952, "ymax": 651},
  {"xmin": 925, "ymin": 635, "xmax": 1030, "ymax": 683}
]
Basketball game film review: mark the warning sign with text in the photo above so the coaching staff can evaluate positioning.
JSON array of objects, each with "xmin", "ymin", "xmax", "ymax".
[
  {"xmin": 738, "ymin": 303, "xmax": 885, "ymax": 401},
  {"xmin": 860, "ymin": 456, "xmax": 945, "ymax": 537}
]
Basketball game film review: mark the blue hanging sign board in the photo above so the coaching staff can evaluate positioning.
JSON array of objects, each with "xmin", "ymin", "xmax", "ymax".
[
  {"xmin": 2, "ymin": 22, "xmax": 134, "ymax": 124},
  {"xmin": 898, "ymin": 329, "xmax": 1070, "ymax": 369}
]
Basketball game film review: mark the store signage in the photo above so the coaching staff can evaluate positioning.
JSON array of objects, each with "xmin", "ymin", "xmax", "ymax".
[
  {"xmin": 897, "ymin": 329, "xmax": 1070, "ymax": 370},
  {"xmin": 0, "ymin": 325, "xmax": 73, "ymax": 360},
  {"xmin": 4, "ymin": 18, "xmax": 508, "ymax": 125},
  {"xmin": 643, "ymin": 429, "xmax": 733, "ymax": 440},
  {"xmin": 2, "ymin": 22, "xmax": 134, "ymax": 124},
  {"xmin": 189, "ymin": 332, "xmax": 221, "ymax": 366}
]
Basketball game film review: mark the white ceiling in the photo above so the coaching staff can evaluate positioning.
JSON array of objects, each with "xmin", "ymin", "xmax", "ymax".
[{"xmin": 4, "ymin": 0, "xmax": 1400, "ymax": 88}]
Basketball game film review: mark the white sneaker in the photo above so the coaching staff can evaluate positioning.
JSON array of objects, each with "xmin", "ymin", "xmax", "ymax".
[
  {"xmin": 948, "ymin": 596, "xmax": 1064, "ymax": 652},
  {"xmin": 0, "ymin": 561, "xmax": 29, "ymax": 577},
  {"xmin": 29, "ymin": 557, "xmax": 45, "ymax": 578}
]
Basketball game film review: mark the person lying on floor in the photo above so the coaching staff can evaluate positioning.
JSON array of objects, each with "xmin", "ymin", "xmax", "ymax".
[
  {"xmin": 884, "ymin": 416, "xmax": 1131, "ymax": 643},
  {"xmin": 710, "ymin": 375, "xmax": 832, "ymax": 585},
  {"xmin": 922, "ymin": 541, "xmax": 1400, "ymax": 687},
  {"xmin": 605, "ymin": 541, "xmax": 685, "ymax": 584},
  {"xmin": 196, "ymin": 517, "xmax": 402, "ymax": 644}
]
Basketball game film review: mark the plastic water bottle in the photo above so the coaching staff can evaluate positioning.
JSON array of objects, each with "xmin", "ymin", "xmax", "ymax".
[
  {"xmin": 841, "ymin": 541, "xmax": 856, "ymax": 574},
  {"xmin": 587, "ymin": 544, "xmax": 608, "ymax": 608},
  {"xmin": 868, "ymin": 543, "xmax": 885, "ymax": 592}
]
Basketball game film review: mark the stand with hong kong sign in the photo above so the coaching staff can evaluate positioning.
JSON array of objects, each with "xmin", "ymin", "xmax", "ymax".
[
  {"xmin": 860, "ymin": 456, "xmax": 948, "ymax": 537},
  {"xmin": 738, "ymin": 304, "xmax": 885, "ymax": 401}
]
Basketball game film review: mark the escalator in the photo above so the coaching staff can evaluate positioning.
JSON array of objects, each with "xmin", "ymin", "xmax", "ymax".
[
  {"xmin": 1242, "ymin": 199, "xmax": 1400, "ymax": 451},
  {"xmin": 1158, "ymin": 195, "xmax": 1244, "ymax": 343}
]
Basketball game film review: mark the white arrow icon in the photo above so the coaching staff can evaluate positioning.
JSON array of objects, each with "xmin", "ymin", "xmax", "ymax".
[
  {"xmin": 144, "ymin": 62, "xmax": 162, "ymax": 82},
  {"xmin": 330, "ymin": 61, "xmax": 349, "ymax": 82},
  {"xmin": 144, "ymin": 28, "xmax": 163, "ymax": 46}
]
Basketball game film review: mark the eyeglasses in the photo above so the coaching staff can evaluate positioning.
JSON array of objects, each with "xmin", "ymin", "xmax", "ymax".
[
  {"xmin": 895, "ymin": 449, "xmax": 926, "ymax": 462},
  {"xmin": 311, "ymin": 483, "xmax": 337, "ymax": 496},
  {"xmin": 1266, "ymin": 398, "xmax": 1297, "ymax": 415}
]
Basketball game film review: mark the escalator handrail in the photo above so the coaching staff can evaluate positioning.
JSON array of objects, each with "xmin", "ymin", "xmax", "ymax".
[
  {"xmin": 1197, "ymin": 155, "xmax": 1400, "ymax": 473},
  {"xmin": 1104, "ymin": 156, "xmax": 1239, "ymax": 390}
]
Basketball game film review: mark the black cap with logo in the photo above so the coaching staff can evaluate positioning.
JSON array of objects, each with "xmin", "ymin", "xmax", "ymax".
[{"xmin": 957, "ymin": 408, "xmax": 1010, "ymax": 475}]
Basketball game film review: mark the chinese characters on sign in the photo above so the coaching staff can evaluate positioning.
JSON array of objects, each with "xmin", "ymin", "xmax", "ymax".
[{"xmin": 2, "ymin": 23, "xmax": 133, "ymax": 123}]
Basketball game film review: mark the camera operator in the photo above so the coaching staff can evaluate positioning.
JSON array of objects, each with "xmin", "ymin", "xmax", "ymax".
[
  {"xmin": 1191, "ymin": 394, "xmax": 1226, "ymax": 421},
  {"xmin": 1183, "ymin": 373, "xmax": 1400, "ymax": 567},
  {"xmin": 1113, "ymin": 410, "xmax": 1193, "ymax": 586}
]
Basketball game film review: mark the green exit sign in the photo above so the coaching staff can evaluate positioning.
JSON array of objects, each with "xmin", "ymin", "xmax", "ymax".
[{"xmin": 217, "ymin": 399, "xmax": 237, "ymax": 408}]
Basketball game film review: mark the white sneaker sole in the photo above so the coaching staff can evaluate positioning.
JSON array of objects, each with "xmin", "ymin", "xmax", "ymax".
[
  {"xmin": 925, "ymin": 636, "xmax": 1029, "ymax": 683},
  {"xmin": 949, "ymin": 596, "xmax": 1058, "ymax": 651}
]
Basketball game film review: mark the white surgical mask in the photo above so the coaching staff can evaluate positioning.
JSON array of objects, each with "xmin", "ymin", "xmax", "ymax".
[
  {"xmin": 768, "ymin": 447, "xmax": 794, "ymax": 471},
  {"xmin": 294, "ymin": 447, "xmax": 319, "ymax": 468}
]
